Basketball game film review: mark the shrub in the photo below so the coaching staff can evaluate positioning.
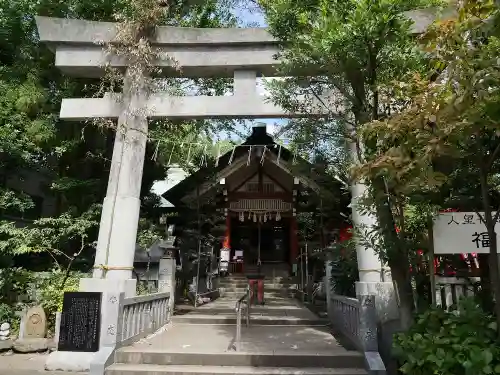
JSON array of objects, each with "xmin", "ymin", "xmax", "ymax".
[
  {"xmin": 37, "ymin": 269, "xmax": 82, "ymax": 335},
  {"xmin": 0, "ymin": 268, "xmax": 35, "ymax": 334},
  {"xmin": 0, "ymin": 303, "xmax": 14, "ymax": 324},
  {"xmin": 0, "ymin": 267, "xmax": 34, "ymax": 305},
  {"xmin": 328, "ymin": 239, "xmax": 358, "ymax": 297},
  {"xmin": 393, "ymin": 298, "xmax": 500, "ymax": 375}
]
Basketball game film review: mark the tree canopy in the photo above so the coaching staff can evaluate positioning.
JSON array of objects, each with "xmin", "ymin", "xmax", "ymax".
[{"xmin": 0, "ymin": 0, "xmax": 241, "ymax": 273}]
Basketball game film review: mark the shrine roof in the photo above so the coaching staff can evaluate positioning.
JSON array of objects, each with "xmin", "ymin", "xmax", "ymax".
[{"xmin": 162, "ymin": 125, "xmax": 346, "ymax": 207}]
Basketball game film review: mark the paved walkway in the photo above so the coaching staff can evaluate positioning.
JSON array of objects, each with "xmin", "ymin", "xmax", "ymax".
[
  {"xmin": 173, "ymin": 295, "xmax": 328, "ymax": 325},
  {"xmin": 128, "ymin": 295, "xmax": 344, "ymax": 354},
  {"xmin": 108, "ymin": 294, "xmax": 366, "ymax": 374},
  {"xmin": 126, "ymin": 323, "xmax": 344, "ymax": 354},
  {"xmin": 0, "ymin": 352, "xmax": 79, "ymax": 375}
]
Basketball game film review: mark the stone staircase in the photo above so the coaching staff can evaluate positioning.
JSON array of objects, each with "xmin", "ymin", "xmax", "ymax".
[
  {"xmin": 218, "ymin": 268, "xmax": 298, "ymax": 299},
  {"xmin": 105, "ymin": 275, "xmax": 367, "ymax": 375}
]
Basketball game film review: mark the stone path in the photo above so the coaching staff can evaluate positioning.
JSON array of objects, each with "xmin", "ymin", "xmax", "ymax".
[
  {"xmin": 0, "ymin": 352, "xmax": 83, "ymax": 375},
  {"xmin": 107, "ymin": 294, "xmax": 365, "ymax": 374},
  {"xmin": 173, "ymin": 296, "xmax": 328, "ymax": 325},
  {"xmin": 125, "ymin": 323, "xmax": 344, "ymax": 354},
  {"xmin": 136, "ymin": 295, "xmax": 339, "ymax": 354}
]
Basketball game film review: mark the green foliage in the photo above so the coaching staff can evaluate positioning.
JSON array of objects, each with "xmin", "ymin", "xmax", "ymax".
[
  {"xmin": 136, "ymin": 282, "xmax": 149, "ymax": 296},
  {"xmin": 137, "ymin": 218, "xmax": 163, "ymax": 251},
  {"xmin": 260, "ymin": 0, "xmax": 439, "ymax": 122},
  {"xmin": 0, "ymin": 267, "xmax": 34, "ymax": 305},
  {"xmin": 353, "ymin": 0, "xmax": 500, "ymax": 320},
  {"xmin": 0, "ymin": 303, "xmax": 14, "ymax": 324},
  {"xmin": 394, "ymin": 298, "xmax": 500, "ymax": 375},
  {"xmin": 0, "ymin": 267, "xmax": 84, "ymax": 334},
  {"xmin": 37, "ymin": 269, "xmax": 83, "ymax": 334},
  {"xmin": 0, "ymin": 268, "xmax": 36, "ymax": 333},
  {"xmin": 328, "ymin": 239, "xmax": 358, "ymax": 297}
]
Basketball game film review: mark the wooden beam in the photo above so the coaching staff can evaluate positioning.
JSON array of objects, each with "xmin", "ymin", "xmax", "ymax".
[
  {"xmin": 264, "ymin": 170, "xmax": 290, "ymax": 193},
  {"xmin": 232, "ymin": 171, "xmax": 258, "ymax": 193},
  {"xmin": 258, "ymin": 165, "xmax": 263, "ymax": 193},
  {"xmin": 228, "ymin": 192, "xmax": 293, "ymax": 202}
]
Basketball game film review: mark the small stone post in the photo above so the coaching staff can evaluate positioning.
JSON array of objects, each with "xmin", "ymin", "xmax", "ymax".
[
  {"xmin": 325, "ymin": 255, "xmax": 333, "ymax": 316},
  {"xmin": 54, "ymin": 312, "xmax": 61, "ymax": 350},
  {"xmin": 158, "ymin": 249, "xmax": 176, "ymax": 318},
  {"xmin": 357, "ymin": 295, "xmax": 378, "ymax": 352}
]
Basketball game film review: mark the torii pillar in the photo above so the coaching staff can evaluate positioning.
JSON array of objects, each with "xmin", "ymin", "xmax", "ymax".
[{"xmin": 80, "ymin": 70, "xmax": 147, "ymax": 297}]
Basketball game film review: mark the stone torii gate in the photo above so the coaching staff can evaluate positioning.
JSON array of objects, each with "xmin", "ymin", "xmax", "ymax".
[{"xmin": 35, "ymin": 10, "xmax": 437, "ymax": 371}]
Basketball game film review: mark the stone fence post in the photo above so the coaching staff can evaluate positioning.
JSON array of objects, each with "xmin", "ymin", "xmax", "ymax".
[
  {"xmin": 357, "ymin": 294, "xmax": 378, "ymax": 352},
  {"xmin": 158, "ymin": 249, "xmax": 176, "ymax": 319}
]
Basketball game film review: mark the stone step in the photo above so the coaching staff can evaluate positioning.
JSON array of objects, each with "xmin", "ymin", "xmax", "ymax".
[
  {"xmin": 221, "ymin": 292, "xmax": 297, "ymax": 299},
  {"xmin": 171, "ymin": 314, "xmax": 329, "ymax": 326},
  {"xmin": 221, "ymin": 291, "xmax": 295, "ymax": 296},
  {"xmin": 175, "ymin": 307, "xmax": 304, "ymax": 315},
  {"xmin": 106, "ymin": 364, "xmax": 367, "ymax": 375},
  {"xmin": 221, "ymin": 277, "xmax": 297, "ymax": 283},
  {"xmin": 219, "ymin": 280, "xmax": 297, "ymax": 289},
  {"xmin": 219, "ymin": 283, "xmax": 297, "ymax": 288},
  {"xmin": 114, "ymin": 350, "xmax": 365, "ymax": 368},
  {"xmin": 220, "ymin": 286, "xmax": 295, "ymax": 291}
]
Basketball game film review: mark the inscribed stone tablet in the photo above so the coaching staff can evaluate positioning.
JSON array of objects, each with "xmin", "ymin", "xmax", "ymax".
[{"xmin": 58, "ymin": 292, "xmax": 102, "ymax": 352}]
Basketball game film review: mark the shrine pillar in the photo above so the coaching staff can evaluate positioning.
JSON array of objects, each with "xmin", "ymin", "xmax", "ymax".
[
  {"xmin": 222, "ymin": 215, "xmax": 231, "ymax": 250},
  {"xmin": 219, "ymin": 215, "xmax": 231, "ymax": 274}
]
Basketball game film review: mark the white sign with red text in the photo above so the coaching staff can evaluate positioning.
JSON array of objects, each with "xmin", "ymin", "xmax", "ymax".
[{"xmin": 433, "ymin": 212, "xmax": 500, "ymax": 254}]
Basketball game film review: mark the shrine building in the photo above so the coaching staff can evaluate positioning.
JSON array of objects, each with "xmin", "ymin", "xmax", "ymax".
[{"xmin": 162, "ymin": 124, "xmax": 349, "ymax": 277}]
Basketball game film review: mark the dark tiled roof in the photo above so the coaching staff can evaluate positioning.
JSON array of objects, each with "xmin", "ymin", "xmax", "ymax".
[{"xmin": 162, "ymin": 126, "xmax": 346, "ymax": 207}]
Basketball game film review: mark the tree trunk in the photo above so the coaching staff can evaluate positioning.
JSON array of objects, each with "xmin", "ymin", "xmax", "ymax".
[
  {"xmin": 388, "ymin": 258, "xmax": 414, "ymax": 330},
  {"xmin": 478, "ymin": 254, "xmax": 493, "ymax": 312},
  {"xmin": 372, "ymin": 178, "xmax": 415, "ymax": 330},
  {"xmin": 478, "ymin": 168, "xmax": 500, "ymax": 335},
  {"xmin": 352, "ymin": 111, "xmax": 414, "ymax": 329}
]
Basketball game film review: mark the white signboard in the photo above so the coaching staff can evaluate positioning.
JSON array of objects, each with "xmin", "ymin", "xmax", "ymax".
[{"xmin": 433, "ymin": 211, "xmax": 499, "ymax": 254}]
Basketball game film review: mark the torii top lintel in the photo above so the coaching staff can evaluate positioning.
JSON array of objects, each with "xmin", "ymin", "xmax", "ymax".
[
  {"xmin": 35, "ymin": 8, "xmax": 447, "ymax": 79},
  {"xmin": 35, "ymin": 8, "xmax": 452, "ymax": 121}
]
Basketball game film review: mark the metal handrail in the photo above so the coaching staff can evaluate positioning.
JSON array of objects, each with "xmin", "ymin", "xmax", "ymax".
[{"xmin": 234, "ymin": 286, "xmax": 250, "ymax": 351}]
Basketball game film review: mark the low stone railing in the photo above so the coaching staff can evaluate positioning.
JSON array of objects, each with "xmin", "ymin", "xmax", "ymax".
[
  {"xmin": 329, "ymin": 294, "xmax": 361, "ymax": 346},
  {"xmin": 435, "ymin": 276, "xmax": 480, "ymax": 310},
  {"xmin": 329, "ymin": 294, "xmax": 385, "ymax": 375},
  {"xmin": 85, "ymin": 291, "xmax": 171, "ymax": 375},
  {"xmin": 119, "ymin": 292, "xmax": 171, "ymax": 347}
]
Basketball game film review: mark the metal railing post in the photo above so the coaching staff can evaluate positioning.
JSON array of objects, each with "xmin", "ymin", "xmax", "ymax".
[
  {"xmin": 236, "ymin": 307, "xmax": 242, "ymax": 351},
  {"xmin": 234, "ymin": 285, "xmax": 250, "ymax": 351}
]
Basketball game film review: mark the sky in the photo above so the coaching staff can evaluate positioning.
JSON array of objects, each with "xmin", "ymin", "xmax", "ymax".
[
  {"xmin": 234, "ymin": 3, "xmax": 266, "ymax": 27},
  {"xmin": 228, "ymin": 4, "xmax": 287, "ymax": 139}
]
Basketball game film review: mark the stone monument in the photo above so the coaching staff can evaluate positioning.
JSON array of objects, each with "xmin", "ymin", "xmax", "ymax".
[
  {"xmin": 23, "ymin": 305, "xmax": 47, "ymax": 338},
  {"xmin": 13, "ymin": 306, "xmax": 49, "ymax": 353}
]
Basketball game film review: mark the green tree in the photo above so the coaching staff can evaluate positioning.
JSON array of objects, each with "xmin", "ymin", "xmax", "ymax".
[
  {"xmin": 0, "ymin": 0, "xmax": 239, "ymax": 276},
  {"xmin": 357, "ymin": 1, "xmax": 500, "ymax": 326},
  {"xmin": 260, "ymin": 0, "xmax": 443, "ymax": 328}
]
